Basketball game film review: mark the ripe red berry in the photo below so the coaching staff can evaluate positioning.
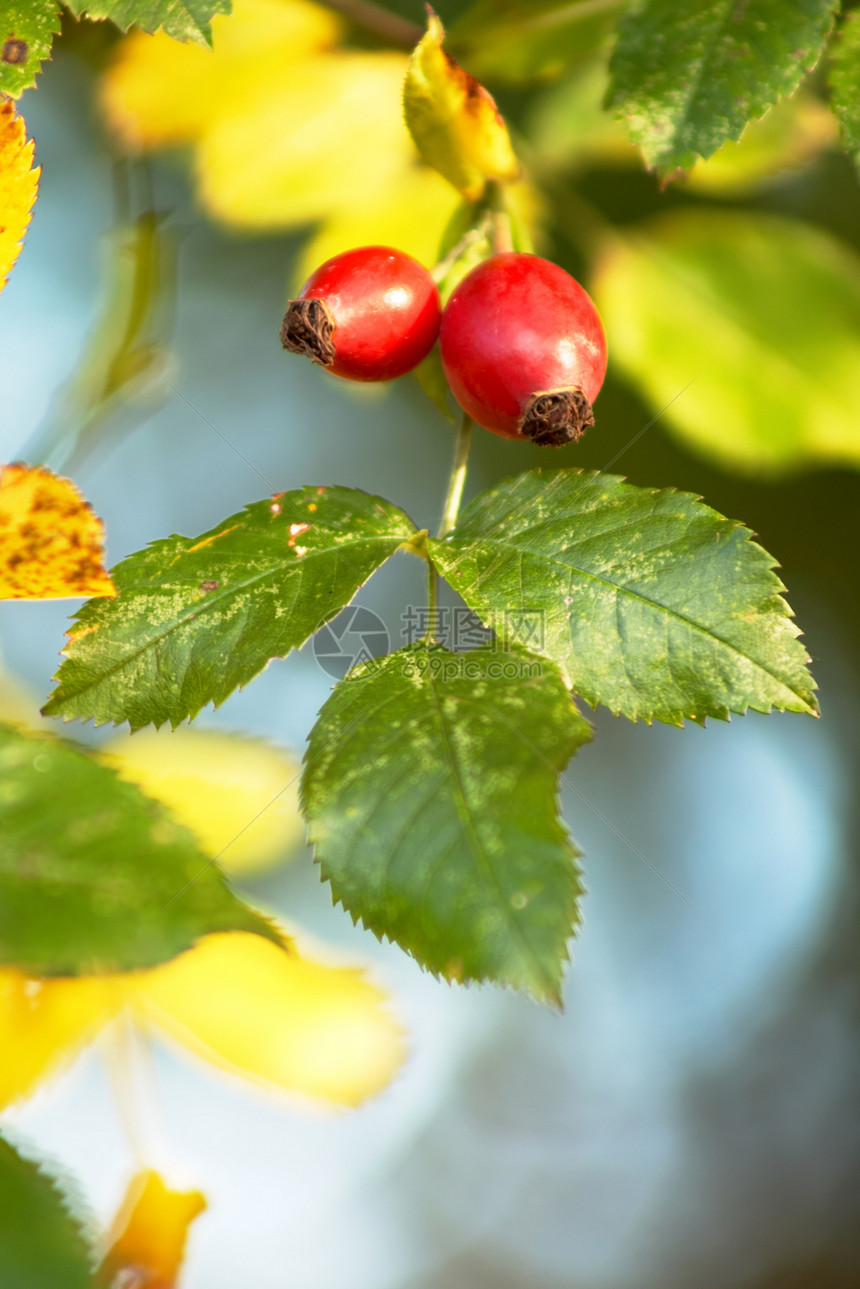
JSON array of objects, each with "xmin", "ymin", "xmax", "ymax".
[
  {"xmin": 439, "ymin": 253, "xmax": 608, "ymax": 446},
  {"xmin": 281, "ymin": 246, "xmax": 441, "ymax": 383}
]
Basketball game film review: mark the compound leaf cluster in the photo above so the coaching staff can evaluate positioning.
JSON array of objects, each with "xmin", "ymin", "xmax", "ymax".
[{"xmin": 38, "ymin": 468, "xmax": 818, "ymax": 998}]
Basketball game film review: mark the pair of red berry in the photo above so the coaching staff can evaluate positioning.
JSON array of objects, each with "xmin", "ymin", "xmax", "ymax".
[{"xmin": 280, "ymin": 245, "xmax": 607, "ymax": 447}]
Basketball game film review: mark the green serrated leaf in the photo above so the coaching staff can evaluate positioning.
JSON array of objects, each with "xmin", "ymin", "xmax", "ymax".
[
  {"xmin": 607, "ymin": 0, "xmax": 839, "ymax": 177},
  {"xmin": 428, "ymin": 469, "xmax": 817, "ymax": 727},
  {"xmin": 592, "ymin": 210, "xmax": 860, "ymax": 475},
  {"xmin": 0, "ymin": 722, "xmax": 280, "ymax": 975},
  {"xmin": 42, "ymin": 487, "xmax": 416, "ymax": 731},
  {"xmin": 0, "ymin": 1134, "xmax": 94, "ymax": 1288},
  {"xmin": 830, "ymin": 10, "xmax": 860, "ymax": 169},
  {"xmin": 65, "ymin": 0, "xmax": 229, "ymax": 44},
  {"xmin": 302, "ymin": 642, "xmax": 591, "ymax": 1005},
  {"xmin": 0, "ymin": 1, "xmax": 61, "ymax": 98}
]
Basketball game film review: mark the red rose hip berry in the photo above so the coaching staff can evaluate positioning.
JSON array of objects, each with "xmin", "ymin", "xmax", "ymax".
[
  {"xmin": 281, "ymin": 246, "xmax": 441, "ymax": 383},
  {"xmin": 439, "ymin": 253, "xmax": 608, "ymax": 446}
]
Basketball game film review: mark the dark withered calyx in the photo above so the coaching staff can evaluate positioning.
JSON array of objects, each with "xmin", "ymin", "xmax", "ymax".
[
  {"xmin": 280, "ymin": 298, "xmax": 336, "ymax": 367},
  {"xmin": 520, "ymin": 386, "xmax": 594, "ymax": 448}
]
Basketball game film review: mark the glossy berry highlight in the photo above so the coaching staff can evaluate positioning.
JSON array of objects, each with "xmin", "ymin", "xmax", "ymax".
[
  {"xmin": 281, "ymin": 246, "xmax": 441, "ymax": 383},
  {"xmin": 439, "ymin": 253, "xmax": 608, "ymax": 446}
]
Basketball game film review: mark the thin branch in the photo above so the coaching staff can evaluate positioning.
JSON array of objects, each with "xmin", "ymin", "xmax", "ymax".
[
  {"xmin": 438, "ymin": 413, "xmax": 474, "ymax": 538},
  {"xmin": 319, "ymin": 0, "xmax": 422, "ymax": 48}
]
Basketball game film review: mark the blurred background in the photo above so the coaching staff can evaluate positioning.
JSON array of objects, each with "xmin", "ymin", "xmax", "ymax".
[{"xmin": 1, "ymin": 4, "xmax": 860, "ymax": 1285}]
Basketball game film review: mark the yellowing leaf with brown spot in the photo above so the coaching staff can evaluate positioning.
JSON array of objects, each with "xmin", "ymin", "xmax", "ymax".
[
  {"xmin": 403, "ymin": 11, "xmax": 519, "ymax": 200},
  {"xmin": 0, "ymin": 464, "xmax": 115, "ymax": 600},
  {"xmin": 0, "ymin": 101, "xmax": 39, "ymax": 294}
]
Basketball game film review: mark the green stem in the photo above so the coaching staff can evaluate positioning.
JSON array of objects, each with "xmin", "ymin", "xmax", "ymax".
[
  {"xmin": 438, "ymin": 413, "xmax": 473, "ymax": 539},
  {"xmin": 425, "ymin": 559, "xmax": 439, "ymax": 642},
  {"xmin": 430, "ymin": 213, "xmax": 492, "ymax": 285},
  {"xmin": 426, "ymin": 412, "xmax": 473, "ymax": 642},
  {"xmin": 486, "ymin": 181, "xmax": 514, "ymax": 255}
]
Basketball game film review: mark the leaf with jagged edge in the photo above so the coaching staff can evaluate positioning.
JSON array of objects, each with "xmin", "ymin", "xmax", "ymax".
[
  {"xmin": 66, "ymin": 0, "xmax": 230, "ymax": 46},
  {"xmin": 0, "ymin": 723, "xmax": 280, "ymax": 976},
  {"xmin": 0, "ymin": 2, "xmax": 61, "ymax": 98},
  {"xmin": 830, "ymin": 10, "xmax": 860, "ymax": 172},
  {"xmin": 607, "ymin": 0, "xmax": 839, "ymax": 178},
  {"xmin": 428, "ymin": 469, "xmax": 818, "ymax": 727},
  {"xmin": 302, "ymin": 642, "xmax": 591, "ymax": 1006},
  {"xmin": 42, "ymin": 487, "xmax": 417, "ymax": 731},
  {"xmin": 0, "ymin": 102, "xmax": 39, "ymax": 292},
  {"xmin": 0, "ymin": 1133, "xmax": 94, "ymax": 1288}
]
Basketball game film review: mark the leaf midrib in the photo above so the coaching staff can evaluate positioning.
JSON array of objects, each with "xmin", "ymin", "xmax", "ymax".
[
  {"xmin": 441, "ymin": 535, "xmax": 814, "ymax": 711},
  {"xmin": 422, "ymin": 665, "xmax": 562, "ymax": 991},
  {"xmin": 48, "ymin": 531, "xmax": 408, "ymax": 709}
]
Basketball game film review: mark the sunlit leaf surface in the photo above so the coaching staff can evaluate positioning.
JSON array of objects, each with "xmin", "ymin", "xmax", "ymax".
[
  {"xmin": 0, "ymin": 2, "xmax": 61, "ymax": 97},
  {"xmin": 429, "ymin": 469, "xmax": 817, "ymax": 726},
  {"xmin": 607, "ymin": 0, "xmax": 839, "ymax": 176},
  {"xmin": 42, "ymin": 487, "xmax": 416, "ymax": 730},
  {"xmin": 593, "ymin": 211, "xmax": 860, "ymax": 474},
  {"xmin": 303, "ymin": 643, "xmax": 591, "ymax": 1004},
  {"xmin": 830, "ymin": 10, "xmax": 860, "ymax": 172}
]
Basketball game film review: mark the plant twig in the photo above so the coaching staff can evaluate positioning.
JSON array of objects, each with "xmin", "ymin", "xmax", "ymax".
[
  {"xmin": 486, "ymin": 181, "xmax": 514, "ymax": 255},
  {"xmin": 319, "ymin": 0, "xmax": 422, "ymax": 48},
  {"xmin": 426, "ymin": 559, "xmax": 439, "ymax": 641},
  {"xmin": 438, "ymin": 412, "xmax": 473, "ymax": 539},
  {"xmin": 431, "ymin": 213, "xmax": 492, "ymax": 284}
]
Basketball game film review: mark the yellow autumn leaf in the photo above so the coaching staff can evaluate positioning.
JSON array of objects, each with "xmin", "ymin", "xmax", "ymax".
[
  {"xmin": 0, "ymin": 930, "xmax": 405, "ymax": 1112},
  {"xmin": 102, "ymin": 726, "xmax": 305, "ymax": 879},
  {"xmin": 0, "ymin": 464, "xmax": 116, "ymax": 600},
  {"xmin": 98, "ymin": 2, "xmax": 518, "ymax": 271},
  {"xmin": 403, "ymin": 11, "xmax": 519, "ymax": 201},
  {"xmin": 0, "ymin": 100, "xmax": 39, "ymax": 294},
  {"xmin": 132, "ymin": 932, "xmax": 405, "ymax": 1107},
  {"xmin": 0, "ymin": 970, "xmax": 118, "ymax": 1109},
  {"xmin": 100, "ymin": 0, "xmax": 341, "ymax": 150},
  {"xmin": 196, "ymin": 51, "xmax": 415, "ymax": 230},
  {"xmin": 98, "ymin": 1170, "xmax": 206, "ymax": 1289}
]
